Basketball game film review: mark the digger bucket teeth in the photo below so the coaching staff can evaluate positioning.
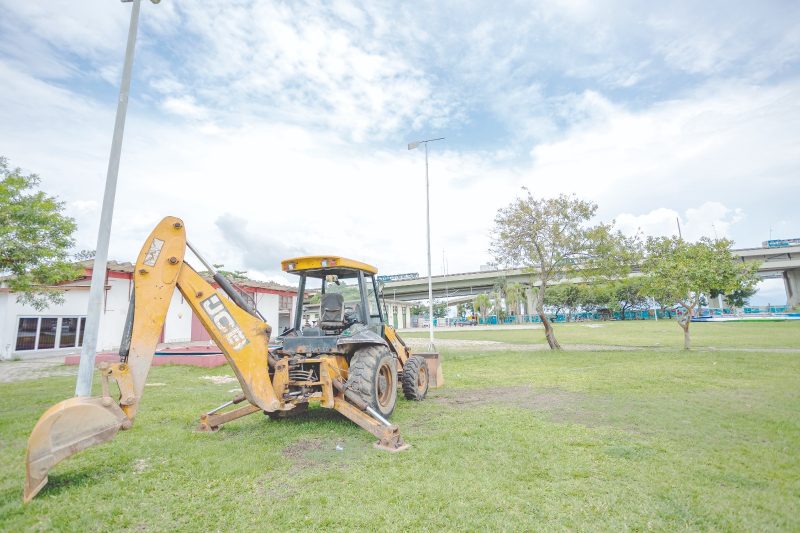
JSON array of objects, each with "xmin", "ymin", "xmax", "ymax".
[{"xmin": 24, "ymin": 396, "xmax": 128, "ymax": 502}]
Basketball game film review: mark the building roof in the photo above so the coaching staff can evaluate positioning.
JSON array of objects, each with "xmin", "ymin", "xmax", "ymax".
[
  {"xmin": 3, "ymin": 259, "xmax": 298, "ymax": 294},
  {"xmin": 77, "ymin": 259, "xmax": 134, "ymax": 273},
  {"xmin": 77, "ymin": 259, "xmax": 298, "ymax": 293}
]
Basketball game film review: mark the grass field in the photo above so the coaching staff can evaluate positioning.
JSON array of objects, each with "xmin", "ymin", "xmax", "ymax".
[
  {"xmin": 1, "ymin": 322, "xmax": 799, "ymax": 531},
  {"xmin": 403, "ymin": 319, "xmax": 800, "ymax": 350}
]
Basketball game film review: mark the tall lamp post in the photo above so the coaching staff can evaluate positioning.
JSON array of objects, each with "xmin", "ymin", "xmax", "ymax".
[
  {"xmin": 407, "ymin": 137, "xmax": 444, "ymax": 351},
  {"xmin": 75, "ymin": 0, "xmax": 159, "ymax": 397}
]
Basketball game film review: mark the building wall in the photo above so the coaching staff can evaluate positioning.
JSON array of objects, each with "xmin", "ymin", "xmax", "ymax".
[
  {"xmin": 97, "ymin": 277, "xmax": 135, "ymax": 351},
  {"xmin": 0, "ymin": 277, "xmax": 134, "ymax": 360},
  {"xmin": 165, "ymin": 288, "xmax": 192, "ymax": 343},
  {"xmin": 255, "ymin": 292, "xmax": 280, "ymax": 333},
  {"xmin": 1, "ymin": 275, "xmax": 297, "ymax": 360}
]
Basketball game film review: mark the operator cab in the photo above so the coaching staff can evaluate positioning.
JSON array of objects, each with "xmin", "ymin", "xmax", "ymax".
[{"xmin": 281, "ymin": 256, "xmax": 385, "ymax": 337}]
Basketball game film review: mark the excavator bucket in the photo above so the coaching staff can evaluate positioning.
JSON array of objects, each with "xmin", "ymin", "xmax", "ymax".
[
  {"xmin": 24, "ymin": 397, "xmax": 128, "ymax": 502},
  {"xmin": 23, "ymin": 217, "xmax": 185, "ymax": 502}
]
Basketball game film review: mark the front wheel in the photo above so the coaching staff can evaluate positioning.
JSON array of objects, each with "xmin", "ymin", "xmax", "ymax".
[
  {"xmin": 401, "ymin": 355, "xmax": 429, "ymax": 401},
  {"xmin": 347, "ymin": 345, "xmax": 397, "ymax": 418}
]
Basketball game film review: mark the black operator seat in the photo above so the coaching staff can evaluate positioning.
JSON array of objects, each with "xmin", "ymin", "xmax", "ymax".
[
  {"xmin": 344, "ymin": 303, "xmax": 363, "ymax": 326},
  {"xmin": 319, "ymin": 293, "xmax": 345, "ymax": 332}
]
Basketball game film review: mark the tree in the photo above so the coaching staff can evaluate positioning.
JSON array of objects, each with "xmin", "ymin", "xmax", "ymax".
[
  {"xmin": 544, "ymin": 283, "xmax": 584, "ymax": 322},
  {"xmin": 641, "ymin": 236, "xmax": 760, "ymax": 350},
  {"xmin": 612, "ymin": 278, "xmax": 648, "ymax": 320},
  {"xmin": 432, "ymin": 300, "xmax": 448, "ymax": 319},
  {"xmin": 490, "ymin": 190, "xmax": 633, "ymax": 349},
  {"xmin": 505, "ymin": 282, "xmax": 525, "ymax": 323},
  {"xmin": 211, "ymin": 263, "xmax": 248, "ymax": 280},
  {"xmin": 710, "ymin": 286, "xmax": 757, "ymax": 311},
  {"xmin": 0, "ymin": 157, "xmax": 80, "ymax": 310},
  {"xmin": 474, "ymin": 294, "xmax": 491, "ymax": 321}
]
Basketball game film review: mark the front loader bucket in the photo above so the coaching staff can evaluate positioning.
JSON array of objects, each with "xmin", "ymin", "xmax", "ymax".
[
  {"xmin": 416, "ymin": 352, "xmax": 444, "ymax": 387},
  {"xmin": 24, "ymin": 397, "xmax": 128, "ymax": 502}
]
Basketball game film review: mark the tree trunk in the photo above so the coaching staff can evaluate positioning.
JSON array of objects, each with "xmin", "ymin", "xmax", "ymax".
[
  {"xmin": 679, "ymin": 305, "xmax": 693, "ymax": 350},
  {"xmin": 536, "ymin": 289, "xmax": 561, "ymax": 350},
  {"xmin": 680, "ymin": 319, "xmax": 691, "ymax": 350}
]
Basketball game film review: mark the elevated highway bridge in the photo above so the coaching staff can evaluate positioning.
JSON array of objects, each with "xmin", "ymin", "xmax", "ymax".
[{"xmin": 383, "ymin": 245, "xmax": 800, "ymax": 308}]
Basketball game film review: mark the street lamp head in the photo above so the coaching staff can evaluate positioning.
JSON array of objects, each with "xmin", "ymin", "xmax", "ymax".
[{"xmin": 408, "ymin": 141, "xmax": 419, "ymax": 150}]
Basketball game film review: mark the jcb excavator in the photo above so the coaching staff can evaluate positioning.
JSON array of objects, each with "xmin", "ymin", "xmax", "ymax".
[{"xmin": 24, "ymin": 216, "xmax": 442, "ymax": 502}]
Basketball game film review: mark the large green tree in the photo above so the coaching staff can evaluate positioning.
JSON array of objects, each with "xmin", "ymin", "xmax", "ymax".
[
  {"xmin": 710, "ymin": 286, "xmax": 757, "ymax": 311},
  {"xmin": 641, "ymin": 236, "xmax": 760, "ymax": 350},
  {"xmin": 474, "ymin": 293, "xmax": 491, "ymax": 321},
  {"xmin": 612, "ymin": 277, "xmax": 648, "ymax": 320},
  {"xmin": 0, "ymin": 157, "xmax": 80, "ymax": 310},
  {"xmin": 505, "ymin": 282, "xmax": 525, "ymax": 323},
  {"xmin": 491, "ymin": 190, "xmax": 634, "ymax": 349},
  {"xmin": 544, "ymin": 283, "xmax": 585, "ymax": 322}
]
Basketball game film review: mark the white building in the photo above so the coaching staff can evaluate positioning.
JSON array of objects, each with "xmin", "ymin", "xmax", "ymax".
[
  {"xmin": 302, "ymin": 297, "xmax": 413, "ymax": 329},
  {"xmin": 0, "ymin": 261, "xmax": 300, "ymax": 360}
]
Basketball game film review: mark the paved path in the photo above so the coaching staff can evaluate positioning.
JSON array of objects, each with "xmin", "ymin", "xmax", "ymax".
[{"xmin": 0, "ymin": 356, "xmax": 77, "ymax": 384}]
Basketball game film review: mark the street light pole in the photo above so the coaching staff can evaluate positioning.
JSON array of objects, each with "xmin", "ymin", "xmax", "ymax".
[
  {"xmin": 408, "ymin": 137, "xmax": 444, "ymax": 351},
  {"xmin": 75, "ymin": 0, "xmax": 157, "ymax": 397}
]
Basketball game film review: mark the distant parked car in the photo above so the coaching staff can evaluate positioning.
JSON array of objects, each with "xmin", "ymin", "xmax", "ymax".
[{"xmin": 454, "ymin": 318, "xmax": 478, "ymax": 326}]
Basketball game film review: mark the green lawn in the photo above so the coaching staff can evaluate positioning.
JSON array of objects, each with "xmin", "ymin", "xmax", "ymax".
[
  {"xmin": 1, "ymin": 323, "xmax": 799, "ymax": 531},
  {"xmin": 403, "ymin": 320, "xmax": 800, "ymax": 350}
]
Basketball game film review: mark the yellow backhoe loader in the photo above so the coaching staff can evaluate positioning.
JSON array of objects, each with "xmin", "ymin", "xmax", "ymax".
[{"xmin": 24, "ymin": 216, "xmax": 441, "ymax": 502}]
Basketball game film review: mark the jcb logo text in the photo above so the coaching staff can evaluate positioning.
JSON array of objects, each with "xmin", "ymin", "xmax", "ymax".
[{"xmin": 201, "ymin": 294, "xmax": 249, "ymax": 351}]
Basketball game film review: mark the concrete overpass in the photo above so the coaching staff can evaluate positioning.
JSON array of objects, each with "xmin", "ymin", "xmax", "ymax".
[{"xmin": 383, "ymin": 245, "xmax": 800, "ymax": 308}]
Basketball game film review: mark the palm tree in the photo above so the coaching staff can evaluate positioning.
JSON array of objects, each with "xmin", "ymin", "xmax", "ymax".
[
  {"xmin": 506, "ymin": 282, "xmax": 524, "ymax": 323},
  {"xmin": 474, "ymin": 294, "xmax": 491, "ymax": 322}
]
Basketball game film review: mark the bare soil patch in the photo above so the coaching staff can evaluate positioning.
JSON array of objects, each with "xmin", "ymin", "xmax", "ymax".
[
  {"xmin": 432, "ymin": 385, "xmax": 620, "ymax": 429},
  {"xmin": 281, "ymin": 438, "xmax": 325, "ymax": 461}
]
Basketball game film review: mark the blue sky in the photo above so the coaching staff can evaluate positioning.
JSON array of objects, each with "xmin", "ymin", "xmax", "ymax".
[{"xmin": 1, "ymin": 0, "xmax": 798, "ymax": 304}]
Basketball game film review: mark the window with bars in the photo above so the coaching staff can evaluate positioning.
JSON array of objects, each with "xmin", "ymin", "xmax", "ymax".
[{"xmin": 14, "ymin": 316, "xmax": 87, "ymax": 351}]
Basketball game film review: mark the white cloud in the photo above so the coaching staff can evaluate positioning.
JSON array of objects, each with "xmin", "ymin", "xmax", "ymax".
[
  {"xmin": 161, "ymin": 96, "xmax": 207, "ymax": 120},
  {"xmin": 1, "ymin": 0, "xmax": 798, "ymax": 313},
  {"xmin": 616, "ymin": 202, "xmax": 745, "ymax": 242},
  {"xmin": 519, "ymin": 81, "xmax": 800, "ymax": 249}
]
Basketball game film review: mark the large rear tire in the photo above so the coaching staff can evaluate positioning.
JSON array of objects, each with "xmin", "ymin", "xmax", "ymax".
[
  {"xmin": 401, "ymin": 355, "xmax": 429, "ymax": 401},
  {"xmin": 347, "ymin": 345, "xmax": 397, "ymax": 418}
]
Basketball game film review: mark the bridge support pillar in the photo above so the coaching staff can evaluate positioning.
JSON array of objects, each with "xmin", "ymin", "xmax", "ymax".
[
  {"xmin": 526, "ymin": 287, "xmax": 535, "ymax": 317},
  {"xmin": 784, "ymin": 269, "xmax": 800, "ymax": 309}
]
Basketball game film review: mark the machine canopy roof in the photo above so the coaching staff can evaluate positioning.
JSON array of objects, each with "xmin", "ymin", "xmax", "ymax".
[{"xmin": 281, "ymin": 256, "xmax": 378, "ymax": 278}]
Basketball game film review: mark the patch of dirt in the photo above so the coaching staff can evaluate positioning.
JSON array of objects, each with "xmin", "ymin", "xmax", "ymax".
[
  {"xmin": 434, "ymin": 385, "xmax": 584, "ymax": 408},
  {"xmin": 281, "ymin": 438, "xmax": 325, "ymax": 461},
  {"xmin": 259, "ymin": 437, "xmax": 366, "ymax": 499},
  {"xmin": 433, "ymin": 386, "xmax": 618, "ymax": 429}
]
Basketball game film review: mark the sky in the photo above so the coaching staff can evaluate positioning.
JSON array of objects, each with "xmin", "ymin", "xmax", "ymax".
[{"xmin": 1, "ymin": 0, "xmax": 798, "ymax": 304}]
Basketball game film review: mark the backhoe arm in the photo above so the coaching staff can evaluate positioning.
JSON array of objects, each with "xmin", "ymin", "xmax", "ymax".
[{"xmin": 24, "ymin": 216, "xmax": 278, "ymax": 502}]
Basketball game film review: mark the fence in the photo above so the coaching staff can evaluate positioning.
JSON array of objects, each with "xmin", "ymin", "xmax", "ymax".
[{"xmin": 460, "ymin": 305, "xmax": 792, "ymax": 325}]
